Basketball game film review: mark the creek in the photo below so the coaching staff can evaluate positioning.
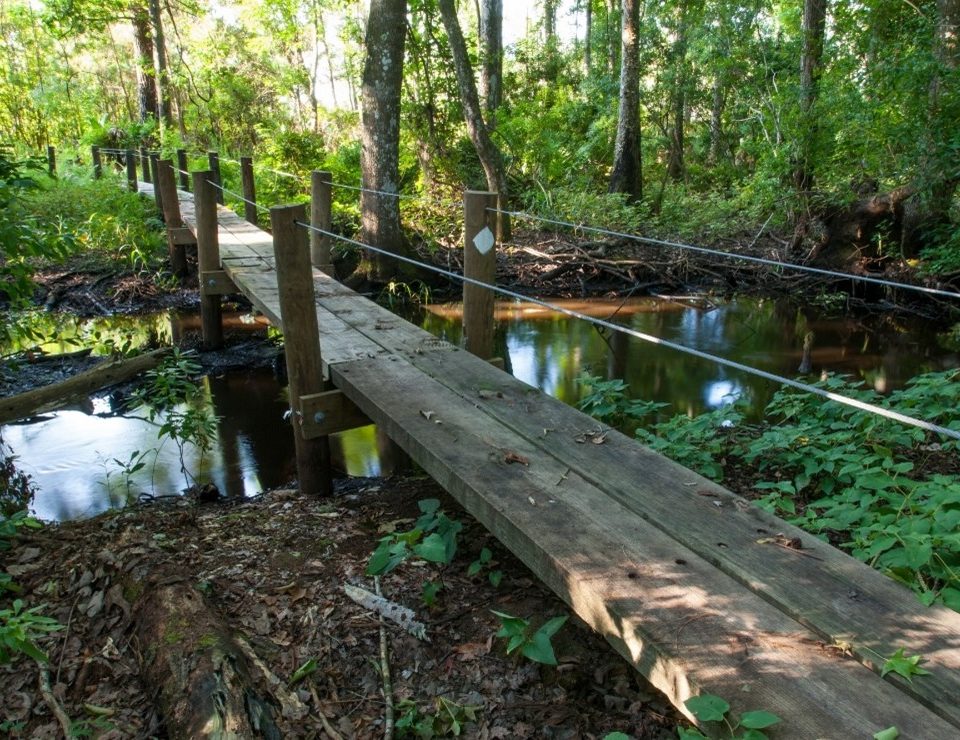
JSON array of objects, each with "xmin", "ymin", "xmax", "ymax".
[{"xmin": 2, "ymin": 296, "xmax": 956, "ymax": 521}]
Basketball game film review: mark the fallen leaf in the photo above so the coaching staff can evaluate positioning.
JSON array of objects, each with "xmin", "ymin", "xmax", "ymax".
[
  {"xmin": 504, "ymin": 452, "xmax": 529, "ymax": 466},
  {"xmin": 420, "ymin": 410, "xmax": 436, "ymax": 421}
]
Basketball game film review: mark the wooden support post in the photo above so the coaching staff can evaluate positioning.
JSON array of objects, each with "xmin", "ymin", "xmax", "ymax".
[
  {"xmin": 271, "ymin": 204, "xmax": 332, "ymax": 497},
  {"xmin": 463, "ymin": 190, "xmax": 498, "ymax": 360},
  {"xmin": 193, "ymin": 170, "xmax": 224, "ymax": 350},
  {"xmin": 46, "ymin": 145, "xmax": 55, "ymax": 176},
  {"xmin": 176, "ymin": 149, "xmax": 190, "ymax": 191},
  {"xmin": 140, "ymin": 147, "xmax": 151, "ymax": 182},
  {"xmin": 158, "ymin": 160, "xmax": 188, "ymax": 278},
  {"xmin": 125, "ymin": 149, "xmax": 137, "ymax": 192},
  {"xmin": 240, "ymin": 156, "xmax": 258, "ymax": 225},
  {"xmin": 91, "ymin": 146, "xmax": 102, "ymax": 179},
  {"xmin": 310, "ymin": 170, "xmax": 334, "ymax": 274},
  {"xmin": 149, "ymin": 153, "xmax": 163, "ymax": 214},
  {"xmin": 496, "ymin": 194, "xmax": 511, "ymax": 242},
  {"xmin": 208, "ymin": 151, "xmax": 224, "ymax": 205}
]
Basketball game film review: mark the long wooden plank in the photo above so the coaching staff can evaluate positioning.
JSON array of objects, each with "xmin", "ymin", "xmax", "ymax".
[
  {"xmin": 331, "ymin": 354, "xmax": 956, "ymax": 739},
  {"xmin": 399, "ymin": 346, "xmax": 960, "ymax": 727}
]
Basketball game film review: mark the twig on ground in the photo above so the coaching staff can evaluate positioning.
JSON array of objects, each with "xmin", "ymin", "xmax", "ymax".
[
  {"xmin": 37, "ymin": 661, "xmax": 73, "ymax": 736},
  {"xmin": 309, "ymin": 684, "xmax": 345, "ymax": 740},
  {"xmin": 375, "ymin": 576, "xmax": 394, "ymax": 740}
]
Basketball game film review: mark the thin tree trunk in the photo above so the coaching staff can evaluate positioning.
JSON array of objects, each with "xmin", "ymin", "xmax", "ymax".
[
  {"xmin": 609, "ymin": 0, "xmax": 642, "ymax": 201},
  {"xmin": 708, "ymin": 77, "xmax": 725, "ymax": 165},
  {"xmin": 437, "ymin": 0, "xmax": 508, "ymax": 201},
  {"xmin": 479, "ymin": 0, "xmax": 502, "ymax": 125},
  {"xmin": 359, "ymin": 0, "xmax": 410, "ymax": 281},
  {"xmin": 926, "ymin": 0, "xmax": 960, "ymax": 222},
  {"xmin": 667, "ymin": 3, "xmax": 688, "ymax": 181},
  {"xmin": 585, "ymin": 0, "xmax": 592, "ymax": 73},
  {"xmin": 131, "ymin": 2, "xmax": 158, "ymax": 125},
  {"xmin": 795, "ymin": 0, "xmax": 827, "ymax": 197},
  {"xmin": 148, "ymin": 0, "xmax": 172, "ymax": 127}
]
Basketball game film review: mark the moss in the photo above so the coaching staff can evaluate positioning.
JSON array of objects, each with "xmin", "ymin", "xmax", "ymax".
[
  {"xmin": 122, "ymin": 579, "xmax": 145, "ymax": 605},
  {"xmin": 198, "ymin": 633, "xmax": 218, "ymax": 648}
]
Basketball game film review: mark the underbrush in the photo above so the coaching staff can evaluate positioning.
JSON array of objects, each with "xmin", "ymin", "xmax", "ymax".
[
  {"xmin": 23, "ymin": 167, "xmax": 166, "ymax": 275},
  {"xmin": 578, "ymin": 370, "xmax": 960, "ymax": 611}
]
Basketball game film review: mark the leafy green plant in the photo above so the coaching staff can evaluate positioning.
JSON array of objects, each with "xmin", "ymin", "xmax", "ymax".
[
  {"xmin": 0, "ymin": 599, "xmax": 62, "ymax": 663},
  {"xmin": 490, "ymin": 610, "xmax": 568, "ymax": 666},
  {"xmin": 133, "ymin": 350, "xmax": 219, "ymax": 488},
  {"xmin": 0, "ymin": 510, "xmax": 42, "ymax": 551},
  {"xmin": 879, "ymin": 648, "xmax": 931, "ymax": 684},
  {"xmin": 421, "ymin": 580, "xmax": 442, "ymax": 607},
  {"xmin": 577, "ymin": 373, "xmax": 667, "ymax": 429},
  {"xmin": 679, "ymin": 694, "xmax": 781, "ymax": 739},
  {"xmin": 367, "ymin": 499, "xmax": 463, "ymax": 576},
  {"xmin": 395, "ymin": 697, "xmax": 480, "ymax": 738},
  {"xmin": 0, "ymin": 437, "xmax": 37, "ymax": 518},
  {"xmin": 467, "ymin": 547, "xmax": 503, "ymax": 588}
]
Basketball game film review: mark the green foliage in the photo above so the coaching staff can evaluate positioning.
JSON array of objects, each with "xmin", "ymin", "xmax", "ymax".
[
  {"xmin": 0, "ymin": 599, "xmax": 62, "ymax": 664},
  {"xmin": 0, "ymin": 152, "xmax": 73, "ymax": 315},
  {"xmin": 490, "ymin": 610, "xmax": 567, "ymax": 666},
  {"xmin": 577, "ymin": 373, "xmax": 667, "ymax": 429},
  {"xmin": 680, "ymin": 694, "xmax": 781, "ymax": 739},
  {"xmin": 133, "ymin": 350, "xmax": 219, "ymax": 488},
  {"xmin": 0, "ymin": 510, "xmax": 42, "ymax": 552},
  {"xmin": 22, "ymin": 169, "xmax": 166, "ymax": 275},
  {"xmin": 880, "ymin": 648, "xmax": 931, "ymax": 684},
  {"xmin": 420, "ymin": 580, "xmax": 442, "ymax": 607},
  {"xmin": 467, "ymin": 547, "xmax": 502, "ymax": 588},
  {"xmin": 395, "ymin": 697, "xmax": 480, "ymax": 738},
  {"xmin": 0, "ymin": 437, "xmax": 37, "ymax": 518},
  {"xmin": 288, "ymin": 657, "xmax": 318, "ymax": 687},
  {"xmin": 367, "ymin": 499, "xmax": 462, "ymax": 576}
]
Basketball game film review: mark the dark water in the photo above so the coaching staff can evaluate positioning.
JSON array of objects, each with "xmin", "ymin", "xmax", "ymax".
[{"xmin": 2, "ymin": 298, "xmax": 956, "ymax": 521}]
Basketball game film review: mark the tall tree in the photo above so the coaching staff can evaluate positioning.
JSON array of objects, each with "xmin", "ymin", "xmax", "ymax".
[
  {"xmin": 924, "ymin": 0, "xmax": 960, "ymax": 229},
  {"xmin": 666, "ymin": 0, "xmax": 689, "ymax": 182},
  {"xmin": 131, "ymin": 2, "xmax": 159, "ymax": 124},
  {"xmin": 794, "ymin": 0, "xmax": 827, "ymax": 198},
  {"xmin": 148, "ymin": 0, "xmax": 172, "ymax": 127},
  {"xmin": 479, "ymin": 0, "xmax": 502, "ymax": 124},
  {"xmin": 608, "ymin": 0, "xmax": 641, "ymax": 201},
  {"xmin": 359, "ymin": 0, "xmax": 409, "ymax": 280},
  {"xmin": 437, "ymin": 0, "xmax": 508, "ymax": 204}
]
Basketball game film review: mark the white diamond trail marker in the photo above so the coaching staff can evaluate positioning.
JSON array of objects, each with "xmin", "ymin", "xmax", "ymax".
[{"xmin": 472, "ymin": 226, "xmax": 495, "ymax": 255}]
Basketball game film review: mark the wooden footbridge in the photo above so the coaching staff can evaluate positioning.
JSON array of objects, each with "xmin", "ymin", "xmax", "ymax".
[{"xmin": 132, "ymin": 155, "xmax": 960, "ymax": 737}]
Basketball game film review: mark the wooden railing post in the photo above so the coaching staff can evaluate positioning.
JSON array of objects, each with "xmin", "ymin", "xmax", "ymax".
[
  {"xmin": 240, "ymin": 156, "xmax": 257, "ymax": 225},
  {"xmin": 194, "ymin": 170, "xmax": 224, "ymax": 349},
  {"xmin": 91, "ymin": 146, "xmax": 102, "ymax": 179},
  {"xmin": 310, "ymin": 170, "xmax": 333, "ymax": 274},
  {"xmin": 140, "ymin": 147, "xmax": 151, "ymax": 182},
  {"xmin": 125, "ymin": 149, "xmax": 137, "ymax": 192},
  {"xmin": 46, "ymin": 145, "xmax": 55, "ymax": 176},
  {"xmin": 149, "ymin": 152, "xmax": 163, "ymax": 214},
  {"xmin": 176, "ymin": 149, "xmax": 189, "ymax": 191},
  {"xmin": 463, "ymin": 190, "xmax": 498, "ymax": 360},
  {"xmin": 271, "ymin": 204, "xmax": 332, "ymax": 497},
  {"xmin": 208, "ymin": 151, "xmax": 223, "ymax": 205},
  {"xmin": 158, "ymin": 160, "xmax": 188, "ymax": 277}
]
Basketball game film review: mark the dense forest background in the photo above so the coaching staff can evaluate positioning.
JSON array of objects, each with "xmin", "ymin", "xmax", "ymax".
[{"xmin": 1, "ymin": 0, "xmax": 958, "ymax": 275}]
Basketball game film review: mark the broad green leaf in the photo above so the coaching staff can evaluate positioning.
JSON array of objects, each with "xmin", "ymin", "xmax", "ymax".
[
  {"xmin": 537, "ymin": 615, "xmax": 568, "ymax": 639},
  {"xmin": 676, "ymin": 728, "xmax": 708, "ymax": 739},
  {"xmin": 521, "ymin": 631, "xmax": 558, "ymax": 665},
  {"xmin": 881, "ymin": 648, "xmax": 931, "ymax": 683},
  {"xmin": 603, "ymin": 733, "xmax": 630, "ymax": 740},
  {"xmin": 288, "ymin": 658, "xmax": 317, "ymax": 686},
  {"xmin": 683, "ymin": 694, "xmax": 729, "ymax": 722},
  {"xmin": 414, "ymin": 533, "xmax": 449, "ymax": 563}
]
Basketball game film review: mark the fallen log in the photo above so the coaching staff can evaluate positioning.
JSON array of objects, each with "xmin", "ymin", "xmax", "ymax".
[
  {"xmin": 134, "ymin": 570, "xmax": 283, "ymax": 738},
  {"xmin": 0, "ymin": 348, "xmax": 171, "ymax": 424}
]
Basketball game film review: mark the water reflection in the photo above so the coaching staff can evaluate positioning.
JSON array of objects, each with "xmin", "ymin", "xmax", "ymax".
[{"xmin": 3, "ymin": 297, "xmax": 956, "ymax": 521}]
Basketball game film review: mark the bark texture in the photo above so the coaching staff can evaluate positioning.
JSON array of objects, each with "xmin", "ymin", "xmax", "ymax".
[
  {"xmin": 479, "ymin": 0, "xmax": 503, "ymax": 124},
  {"xmin": 609, "ymin": 0, "xmax": 642, "ymax": 202},
  {"xmin": 131, "ymin": 2, "xmax": 158, "ymax": 124},
  {"xmin": 359, "ymin": 0, "xmax": 410, "ymax": 281},
  {"xmin": 135, "ymin": 571, "xmax": 282, "ymax": 738},
  {"xmin": 795, "ymin": 0, "xmax": 827, "ymax": 196}
]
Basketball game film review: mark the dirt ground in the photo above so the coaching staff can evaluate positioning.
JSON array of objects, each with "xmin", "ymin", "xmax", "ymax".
[{"xmin": 1, "ymin": 476, "xmax": 685, "ymax": 738}]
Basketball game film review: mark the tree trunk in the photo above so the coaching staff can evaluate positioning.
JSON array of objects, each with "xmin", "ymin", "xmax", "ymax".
[
  {"xmin": 131, "ymin": 2, "xmax": 158, "ymax": 125},
  {"xmin": 666, "ymin": 4, "xmax": 688, "ymax": 182},
  {"xmin": 608, "ymin": 0, "xmax": 642, "ymax": 202},
  {"xmin": 585, "ymin": 0, "xmax": 592, "ymax": 73},
  {"xmin": 0, "ymin": 348, "xmax": 171, "ymax": 425},
  {"xmin": 135, "ymin": 569, "xmax": 294, "ymax": 738},
  {"xmin": 148, "ymin": 0, "xmax": 172, "ymax": 128},
  {"xmin": 437, "ymin": 0, "xmax": 508, "ymax": 201},
  {"xmin": 794, "ymin": 0, "xmax": 827, "ymax": 198},
  {"xmin": 708, "ymin": 77, "xmax": 725, "ymax": 166},
  {"xmin": 359, "ymin": 0, "xmax": 410, "ymax": 282},
  {"xmin": 479, "ymin": 0, "xmax": 502, "ymax": 125}
]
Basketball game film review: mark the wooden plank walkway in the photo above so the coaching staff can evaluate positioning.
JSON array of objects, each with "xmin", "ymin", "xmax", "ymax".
[{"xmin": 145, "ymin": 183, "xmax": 960, "ymax": 737}]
